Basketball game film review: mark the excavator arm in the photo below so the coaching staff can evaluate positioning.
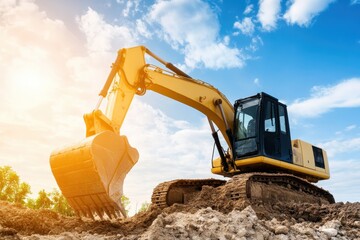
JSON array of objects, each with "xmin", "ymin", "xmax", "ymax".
[
  {"xmin": 86, "ymin": 46, "xmax": 234, "ymax": 148},
  {"xmin": 85, "ymin": 46, "xmax": 235, "ymax": 173},
  {"xmin": 50, "ymin": 46, "xmax": 234, "ymax": 219}
]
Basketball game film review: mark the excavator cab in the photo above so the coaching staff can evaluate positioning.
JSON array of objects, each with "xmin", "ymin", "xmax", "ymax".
[
  {"xmin": 233, "ymin": 92, "xmax": 292, "ymax": 162},
  {"xmin": 229, "ymin": 92, "xmax": 330, "ymax": 182}
]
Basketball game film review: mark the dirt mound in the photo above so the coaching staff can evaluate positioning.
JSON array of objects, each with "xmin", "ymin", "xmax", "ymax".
[
  {"xmin": 130, "ymin": 205, "xmax": 360, "ymax": 240},
  {"xmin": 0, "ymin": 182, "xmax": 359, "ymax": 239},
  {"xmin": 0, "ymin": 201, "xmax": 163, "ymax": 238},
  {"xmin": 0, "ymin": 201, "xmax": 121, "ymax": 236}
]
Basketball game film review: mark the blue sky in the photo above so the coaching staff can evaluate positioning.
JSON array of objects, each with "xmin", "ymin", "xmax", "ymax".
[{"xmin": 0, "ymin": 0, "xmax": 359, "ymax": 214}]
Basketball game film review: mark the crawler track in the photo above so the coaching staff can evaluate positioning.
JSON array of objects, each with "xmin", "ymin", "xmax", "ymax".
[
  {"xmin": 151, "ymin": 179, "xmax": 226, "ymax": 208},
  {"xmin": 228, "ymin": 173, "xmax": 335, "ymax": 204},
  {"xmin": 151, "ymin": 173, "xmax": 334, "ymax": 209}
]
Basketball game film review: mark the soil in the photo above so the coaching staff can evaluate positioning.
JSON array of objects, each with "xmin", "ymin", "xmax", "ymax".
[{"xmin": 0, "ymin": 182, "xmax": 359, "ymax": 239}]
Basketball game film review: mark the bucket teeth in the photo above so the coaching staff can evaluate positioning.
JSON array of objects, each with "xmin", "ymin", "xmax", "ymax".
[
  {"xmin": 118, "ymin": 204, "xmax": 127, "ymax": 218},
  {"xmin": 60, "ymin": 195, "xmax": 128, "ymax": 219},
  {"xmin": 86, "ymin": 210, "xmax": 95, "ymax": 220},
  {"xmin": 115, "ymin": 210, "xmax": 120, "ymax": 218},
  {"xmin": 104, "ymin": 209, "xmax": 113, "ymax": 219},
  {"xmin": 95, "ymin": 208, "xmax": 104, "ymax": 220}
]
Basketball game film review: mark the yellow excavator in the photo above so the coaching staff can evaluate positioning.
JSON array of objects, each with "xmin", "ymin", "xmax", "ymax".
[{"xmin": 50, "ymin": 46, "xmax": 334, "ymax": 219}]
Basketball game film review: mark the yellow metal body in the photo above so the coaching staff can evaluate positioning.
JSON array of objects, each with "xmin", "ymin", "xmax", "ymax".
[
  {"xmin": 50, "ymin": 46, "xmax": 330, "ymax": 219},
  {"xmin": 211, "ymin": 139, "xmax": 330, "ymax": 182},
  {"xmin": 50, "ymin": 131, "xmax": 138, "ymax": 218}
]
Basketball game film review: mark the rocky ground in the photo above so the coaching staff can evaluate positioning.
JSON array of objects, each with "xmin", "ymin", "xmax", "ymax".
[{"xmin": 0, "ymin": 185, "xmax": 359, "ymax": 239}]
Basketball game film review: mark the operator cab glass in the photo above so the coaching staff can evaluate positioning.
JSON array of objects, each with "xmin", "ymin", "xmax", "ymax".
[
  {"xmin": 233, "ymin": 93, "xmax": 292, "ymax": 162},
  {"xmin": 234, "ymin": 98, "xmax": 259, "ymax": 158}
]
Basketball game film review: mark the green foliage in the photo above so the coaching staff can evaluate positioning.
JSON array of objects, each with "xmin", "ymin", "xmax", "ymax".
[
  {"xmin": 27, "ymin": 188, "xmax": 74, "ymax": 216},
  {"xmin": 50, "ymin": 189, "xmax": 74, "ymax": 216},
  {"xmin": 0, "ymin": 164, "xmax": 74, "ymax": 216},
  {"xmin": 35, "ymin": 189, "xmax": 52, "ymax": 209},
  {"xmin": 0, "ymin": 166, "xmax": 31, "ymax": 204},
  {"xmin": 26, "ymin": 198, "xmax": 36, "ymax": 209},
  {"xmin": 121, "ymin": 195, "xmax": 131, "ymax": 215},
  {"xmin": 138, "ymin": 201, "xmax": 150, "ymax": 213}
]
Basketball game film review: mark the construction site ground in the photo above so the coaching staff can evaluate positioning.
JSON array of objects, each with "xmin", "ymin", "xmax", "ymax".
[{"xmin": 0, "ymin": 182, "xmax": 359, "ymax": 240}]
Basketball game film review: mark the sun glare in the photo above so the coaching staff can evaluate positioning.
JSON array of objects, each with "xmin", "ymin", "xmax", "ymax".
[{"xmin": 8, "ymin": 64, "xmax": 58, "ymax": 109}]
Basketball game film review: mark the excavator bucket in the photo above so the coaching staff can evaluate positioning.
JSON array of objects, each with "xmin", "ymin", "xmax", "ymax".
[{"xmin": 49, "ymin": 130, "xmax": 139, "ymax": 219}]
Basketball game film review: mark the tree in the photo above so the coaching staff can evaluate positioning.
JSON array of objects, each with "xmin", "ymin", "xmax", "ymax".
[
  {"xmin": 0, "ymin": 165, "xmax": 74, "ymax": 216},
  {"xmin": 27, "ymin": 188, "xmax": 74, "ymax": 216},
  {"xmin": 0, "ymin": 166, "xmax": 31, "ymax": 204},
  {"xmin": 35, "ymin": 189, "xmax": 52, "ymax": 209},
  {"xmin": 50, "ymin": 189, "xmax": 74, "ymax": 216},
  {"xmin": 138, "ymin": 201, "xmax": 150, "ymax": 213}
]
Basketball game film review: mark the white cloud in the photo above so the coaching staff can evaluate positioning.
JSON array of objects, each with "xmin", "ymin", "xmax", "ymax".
[
  {"xmin": 288, "ymin": 78, "xmax": 360, "ymax": 118},
  {"xmin": 136, "ymin": 19, "xmax": 152, "ymax": 39},
  {"xmin": 345, "ymin": 124, "xmax": 357, "ymax": 131},
  {"xmin": 254, "ymin": 78, "xmax": 261, "ymax": 86},
  {"xmin": 257, "ymin": 0, "xmax": 281, "ymax": 31},
  {"xmin": 148, "ymin": 0, "xmax": 244, "ymax": 70},
  {"xmin": 351, "ymin": 0, "xmax": 360, "ymax": 5},
  {"xmin": 223, "ymin": 35, "xmax": 230, "ymax": 45},
  {"xmin": 123, "ymin": 1, "xmax": 133, "ymax": 17},
  {"xmin": 335, "ymin": 124, "xmax": 358, "ymax": 135},
  {"xmin": 183, "ymin": 42, "xmax": 244, "ymax": 70},
  {"xmin": 234, "ymin": 17, "xmax": 255, "ymax": 36},
  {"xmin": 244, "ymin": 4, "xmax": 254, "ymax": 15},
  {"xmin": 76, "ymin": 7, "xmax": 138, "ymax": 53},
  {"xmin": 122, "ymin": 0, "xmax": 141, "ymax": 17},
  {"xmin": 319, "ymin": 137, "xmax": 360, "ymax": 158},
  {"xmin": 284, "ymin": 0, "xmax": 335, "ymax": 26},
  {"xmin": 246, "ymin": 35, "xmax": 264, "ymax": 52}
]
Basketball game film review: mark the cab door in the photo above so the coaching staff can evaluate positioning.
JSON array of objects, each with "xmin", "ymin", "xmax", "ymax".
[
  {"xmin": 278, "ymin": 103, "xmax": 292, "ymax": 162},
  {"xmin": 262, "ymin": 96, "xmax": 292, "ymax": 162},
  {"xmin": 263, "ymin": 98, "xmax": 280, "ymax": 158}
]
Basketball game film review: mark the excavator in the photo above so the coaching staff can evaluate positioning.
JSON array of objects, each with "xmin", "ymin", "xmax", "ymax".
[{"xmin": 50, "ymin": 46, "xmax": 334, "ymax": 219}]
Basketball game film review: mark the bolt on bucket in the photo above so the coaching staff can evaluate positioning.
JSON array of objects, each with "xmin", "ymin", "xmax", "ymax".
[{"xmin": 49, "ymin": 130, "xmax": 139, "ymax": 219}]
